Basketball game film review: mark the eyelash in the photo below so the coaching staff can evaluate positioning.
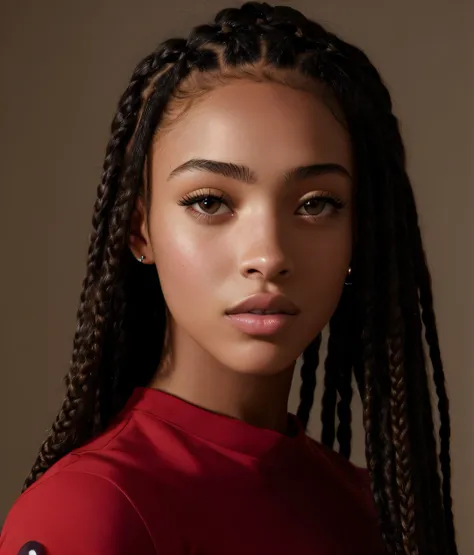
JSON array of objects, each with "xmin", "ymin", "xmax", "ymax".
[
  {"xmin": 177, "ymin": 188, "xmax": 345, "ymax": 222},
  {"xmin": 179, "ymin": 190, "xmax": 228, "ymax": 207},
  {"xmin": 178, "ymin": 189, "xmax": 231, "ymax": 221}
]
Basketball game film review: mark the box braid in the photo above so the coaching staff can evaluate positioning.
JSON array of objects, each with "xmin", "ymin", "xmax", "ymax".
[
  {"xmin": 297, "ymin": 332, "xmax": 322, "ymax": 430},
  {"xmin": 402, "ymin": 170, "xmax": 456, "ymax": 549},
  {"xmin": 22, "ymin": 3, "xmax": 457, "ymax": 554},
  {"xmin": 21, "ymin": 39, "xmax": 214, "ymax": 490},
  {"xmin": 334, "ymin": 284, "xmax": 355, "ymax": 460}
]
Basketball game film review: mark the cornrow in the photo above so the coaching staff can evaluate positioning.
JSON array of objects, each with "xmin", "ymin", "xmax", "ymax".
[{"xmin": 22, "ymin": 3, "xmax": 457, "ymax": 554}]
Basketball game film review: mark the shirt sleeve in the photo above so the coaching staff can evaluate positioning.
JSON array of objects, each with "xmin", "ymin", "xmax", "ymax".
[{"xmin": 0, "ymin": 470, "xmax": 156, "ymax": 555}]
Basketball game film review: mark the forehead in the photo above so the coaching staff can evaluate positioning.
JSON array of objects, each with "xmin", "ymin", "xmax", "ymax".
[{"xmin": 151, "ymin": 80, "xmax": 352, "ymax": 180}]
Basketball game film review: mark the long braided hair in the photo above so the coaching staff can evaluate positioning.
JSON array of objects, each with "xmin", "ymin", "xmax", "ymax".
[{"xmin": 23, "ymin": 3, "xmax": 457, "ymax": 554}]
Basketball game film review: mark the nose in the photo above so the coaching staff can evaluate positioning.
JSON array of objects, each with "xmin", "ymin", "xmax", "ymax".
[
  {"xmin": 241, "ymin": 256, "xmax": 292, "ymax": 281},
  {"xmin": 239, "ymin": 224, "xmax": 294, "ymax": 282}
]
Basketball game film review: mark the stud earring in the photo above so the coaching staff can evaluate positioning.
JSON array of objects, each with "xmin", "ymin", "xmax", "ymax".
[
  {"xmin": 344, "ymin": 266, "xmax": 352, "ymax": 286},
  {"xmin": 137, "ymin": 255, "xmax": 146, "ymax": 263}
]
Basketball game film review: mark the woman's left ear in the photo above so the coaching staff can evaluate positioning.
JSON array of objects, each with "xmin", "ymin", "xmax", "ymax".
[{"xmin": 129, "ymin": 196, "xmax": 154, "ymax": 264}]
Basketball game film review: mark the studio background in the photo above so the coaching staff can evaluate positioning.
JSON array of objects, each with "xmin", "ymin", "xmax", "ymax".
[{"xmin": 0, "ymin": 0, "xmax": 472, "ymax": 552}]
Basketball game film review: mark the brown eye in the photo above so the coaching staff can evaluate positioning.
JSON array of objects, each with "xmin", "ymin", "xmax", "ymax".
[
  {"xmin": 178, "ymin": 190, "xmax": 232, "ymax": 218},
  {"xmin": 297, "ymin": 195, "xmax": 344, "ymax": 218},
  {"xmin": 300, "ymin": 199, "xmax": 327, "ymax": 216},
  {"xmin": 197, "ymin": 197, "xmax": 223, "ymax": 214}
]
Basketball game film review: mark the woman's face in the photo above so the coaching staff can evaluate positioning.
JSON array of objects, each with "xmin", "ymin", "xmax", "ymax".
[{"xmin": 138, "ymin": 80, "xmax": 353, "ymax": 376}]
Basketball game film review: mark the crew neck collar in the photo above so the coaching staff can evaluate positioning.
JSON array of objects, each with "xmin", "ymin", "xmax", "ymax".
[{"xmin": 125, "ymin": 386, "xmax": 308, "ymax": 462}]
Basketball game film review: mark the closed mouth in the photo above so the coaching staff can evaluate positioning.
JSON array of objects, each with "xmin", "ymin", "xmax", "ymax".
[{"xmin": 225, "ymin": 293, "xmax": 300, "ymax": 316}]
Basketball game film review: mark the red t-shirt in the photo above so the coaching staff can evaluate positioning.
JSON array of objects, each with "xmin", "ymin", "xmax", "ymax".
[{"xmin": 1, "ymin": 387, "xmax": 384, "ymax": 554}]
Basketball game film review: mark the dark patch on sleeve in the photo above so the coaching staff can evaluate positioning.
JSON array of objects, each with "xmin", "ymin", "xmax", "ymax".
[{"xmin": 18, "ymin": 540, "xmax": 46, "ymax": 555}]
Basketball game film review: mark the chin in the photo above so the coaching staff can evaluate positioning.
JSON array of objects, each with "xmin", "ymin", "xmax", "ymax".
[{"xmin": 216, "ymin": 341, "xmax": 299, "ymax": 376}]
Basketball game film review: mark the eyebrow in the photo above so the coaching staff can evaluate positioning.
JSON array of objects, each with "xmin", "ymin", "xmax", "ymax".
[{"xmin": 167, "ymin": 158, "xmax": 352, "ymax": 184}]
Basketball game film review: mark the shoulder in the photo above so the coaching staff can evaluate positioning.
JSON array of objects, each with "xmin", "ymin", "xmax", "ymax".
[
  {"xmin": 0, "ymin": 469, "xmax": 156, "ymax": 555},
  {"xmin": 305, "ymin": 436, "xmax": 374, "ymax": 499}
]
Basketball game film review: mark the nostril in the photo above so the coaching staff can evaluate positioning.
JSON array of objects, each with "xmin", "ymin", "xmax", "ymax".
[
  {"xmin": 244, "ymin": 266, "xmax": 291, "ymax": 280},
  {"xmin": 241, "ymin": 256, "xmax": 294, "ymax": 280}
]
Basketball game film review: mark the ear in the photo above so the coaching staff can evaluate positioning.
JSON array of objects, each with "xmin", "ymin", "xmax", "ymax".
[{"xmin": 129, "ymin": 195, "xmax": 155, "ymax": 264}]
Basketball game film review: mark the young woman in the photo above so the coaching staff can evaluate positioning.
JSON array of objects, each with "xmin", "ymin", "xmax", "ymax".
[{"xmin": 0, "ymin": 2, "xmax": 457, "ymax": 555}]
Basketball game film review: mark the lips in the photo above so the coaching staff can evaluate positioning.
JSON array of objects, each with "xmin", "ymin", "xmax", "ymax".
[{"xmin": 225, "ymin": 293, "xmax": 300, "ymax": 316}]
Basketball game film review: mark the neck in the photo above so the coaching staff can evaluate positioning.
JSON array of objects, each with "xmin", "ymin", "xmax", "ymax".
[{"xmin": 149, "ymin": 330, "xmax": 296, "ymax": 435}]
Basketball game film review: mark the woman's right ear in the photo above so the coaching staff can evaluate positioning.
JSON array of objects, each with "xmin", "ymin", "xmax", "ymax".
[{"xmin": 129, "ymin": 196, "xmax": 154, "ymax": 263}]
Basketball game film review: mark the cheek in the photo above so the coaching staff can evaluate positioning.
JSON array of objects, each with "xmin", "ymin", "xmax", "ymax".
[{"xmin": 150, "ymin": 217, "xmax": 227, "ymax": 319}]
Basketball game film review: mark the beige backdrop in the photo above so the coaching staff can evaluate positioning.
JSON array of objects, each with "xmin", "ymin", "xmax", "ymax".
[{"xmin": 1, "ymin": 0, "xmax": 472, "ymax": 552}]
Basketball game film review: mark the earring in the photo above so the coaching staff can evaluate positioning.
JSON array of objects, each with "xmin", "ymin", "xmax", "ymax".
[
  {"xmin": 137, "ymin": 255, "xmax": 146, "ymax": 263},
  {"xmin": 344, "ymin": 266, "xmax": 352, "ymax": 286}
]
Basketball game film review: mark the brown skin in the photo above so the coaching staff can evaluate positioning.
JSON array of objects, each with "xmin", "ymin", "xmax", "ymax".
[{"xmin": 129, "ymin": 80, "xmax": 353, "ymax": 434}]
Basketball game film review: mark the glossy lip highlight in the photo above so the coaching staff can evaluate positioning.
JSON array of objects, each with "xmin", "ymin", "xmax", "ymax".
[{"xmin": 224, "ymin": 313, "xmax": 295, "ymax": 336}]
